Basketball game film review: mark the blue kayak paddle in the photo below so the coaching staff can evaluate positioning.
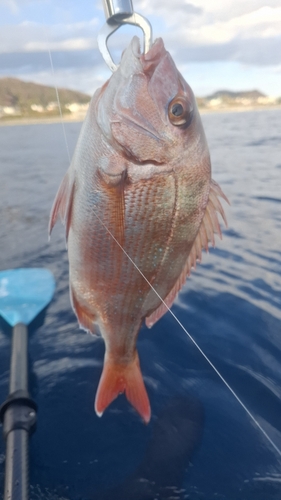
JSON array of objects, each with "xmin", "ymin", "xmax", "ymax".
[{"xmin": 0, "ymin": 268, "xmax": 55, "ymax": 500}]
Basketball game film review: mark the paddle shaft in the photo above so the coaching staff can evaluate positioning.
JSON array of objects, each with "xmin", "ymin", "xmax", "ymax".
[
  {"xmin": 0, "ymin": 268, "xmax": 54, "ymax": 500},
  {"xmin": 9, "ymin": 324, "xmax": 28, "ymax": 394},
  {"xmin": 3, "ymin": 323, "xmax": 31, "ymax": 500},
  {"xmin": 4, "ymin": 429, "xmax": 29, "ymax": 500}
]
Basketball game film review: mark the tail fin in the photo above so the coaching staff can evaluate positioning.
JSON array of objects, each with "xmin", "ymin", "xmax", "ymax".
[{"xmin": 95, "ymin": 352, "xmax": 151, "ymax": 423}]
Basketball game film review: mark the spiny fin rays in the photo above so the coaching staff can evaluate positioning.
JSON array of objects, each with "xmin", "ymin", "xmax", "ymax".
[{"xmin": 145, "ymin": 179, "xmax": 229, "ymax": 329}]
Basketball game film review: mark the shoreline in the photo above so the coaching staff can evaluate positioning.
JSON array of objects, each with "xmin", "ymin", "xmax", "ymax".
[
  {"xmin": 0, "ymin": 115, "xmax": 84, "ymax": 127},
  {"xmin": 0, "ymin": 105, "xmax": 281, "ymax": 127},
  {"xmin": 200, "ymin": 104, "xmax": 281, "ymax": 115}
]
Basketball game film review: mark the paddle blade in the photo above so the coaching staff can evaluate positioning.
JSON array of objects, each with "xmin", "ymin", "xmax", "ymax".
[{"xmin": 0, "ymin": 268, "xmax": 55, "ymax": 326}]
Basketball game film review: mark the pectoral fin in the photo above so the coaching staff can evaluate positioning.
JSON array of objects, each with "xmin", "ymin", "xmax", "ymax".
[
  {"xmin": 96, "ymin": 169, "xmax": 126, "ymax": 248},
  {"xmin": 49, "ymin": 172, "xmax": 75, "ymax": 242}
]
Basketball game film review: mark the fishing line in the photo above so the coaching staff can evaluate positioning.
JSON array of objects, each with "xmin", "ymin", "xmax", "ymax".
[
  {"xmin": 47, "ymin": 48, "xmax": 71, "ymax": 164},
  {"xmin": 91, "ymin": 210, "xmax": 281, "ymax": 458}
]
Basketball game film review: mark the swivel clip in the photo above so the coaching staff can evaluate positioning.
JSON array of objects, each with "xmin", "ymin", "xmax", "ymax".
[{"xmin": 98, "ymin": 0, "xmax": 153, "ymax": 72}]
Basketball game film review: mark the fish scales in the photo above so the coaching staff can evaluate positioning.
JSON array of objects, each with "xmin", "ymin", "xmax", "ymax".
[
  {"xmin": 141, "ymin": 171, "xmax": 209, "ymax": 316},
  {"xmin": 49, "ymin": 36, "xmax": 228, "ymax": 423}
]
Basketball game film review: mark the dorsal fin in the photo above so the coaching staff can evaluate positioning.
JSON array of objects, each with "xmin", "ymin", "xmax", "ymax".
[{"xmin": 145, "ymin": 179, "xmax": 229, "ymax": 328}]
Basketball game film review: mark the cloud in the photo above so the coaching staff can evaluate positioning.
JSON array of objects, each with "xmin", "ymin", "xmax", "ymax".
[
  {"xmin": 0, "ymin": 0, "xmax": 47, "ymax": 14},
  {"xmin": 9, "ymin": 65, "xmax": 110, "ymax": 95},
  {"xmin": 136, "ymin": 0, "xmax": 281, "ymax": 23},
  {"xmin": 171, "ymin": 34, "xmax": 281, "ymax": 67},
  {"xmin": 2, "ymin": 5, "xmax": 281, "ymax": 69},
  {"xmin": 137, "ymin": 0, "xmax": 202, "ymax": 17},
  {"xmin": 182, "ymin": 6, "xmax": 281, "ymax": 44},
  {"xmin": 1, "ymin": 0, "xmax": 281, "ymax": 97},
  {"xmin": 156, "ymin": 5, "xmax": 281, "ymax": 67},
  {"xmin": 146, "ymin": 3, "xmax": 281, "ymax": 46},
  {"xmin": 0, "ymin": 19, "xmax": 99, "ymax": 53},
  {"xmin": 0, "ymin": 0, "xmax": 18, "ymax": 14}
]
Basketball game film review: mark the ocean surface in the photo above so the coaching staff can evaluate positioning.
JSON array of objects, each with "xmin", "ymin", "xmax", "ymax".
[{"xmin": 0, "ymin": 108, "xmax": 281, "ymax": 500}]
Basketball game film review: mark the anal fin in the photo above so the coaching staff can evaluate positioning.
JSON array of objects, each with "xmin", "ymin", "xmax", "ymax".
[{"xmin": 70, "ymin": 285, "xmax": 98, "ymax": 335}]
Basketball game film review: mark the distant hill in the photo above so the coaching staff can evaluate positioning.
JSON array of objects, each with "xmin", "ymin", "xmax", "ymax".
[
  {"xmin": 207, "ymin": 89, "xmax": 266, "ymax": 100},
  {"xmin": 0, "ymin": 78, "xmax": 279, "ymax": 121},
  {"xmin": 197, "ymin": 88, "xmax": 281, "ymax": 110},
  {"xmin": 0, "ymin": 77, "xmax": 90, "ymax": 118}
]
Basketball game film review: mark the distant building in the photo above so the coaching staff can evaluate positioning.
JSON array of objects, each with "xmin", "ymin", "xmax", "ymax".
[
  {"xmin": 31, "ymin": 104, "xmax": 44, "ymax": 112},
  {"xmin": 65, "ymin": 102, "xmax": 89, "ymax": 114},
  {"xmin": 257, "ymin": 96, "xmax": 278, "ymax": 105},
  {"xmin": 0, "ymin": 106, "xmax": 21, "ymax": 117},
  {"xmin": 234, "ymin": 97, "xmax": 252, "ymax": 105},
  {"xmin": 46, "ymin": 101, "xmax": 58, "ymax": 111},
  {"xmin": 208, "ymin": 98, "xmax": 223, "ymax": 107}
]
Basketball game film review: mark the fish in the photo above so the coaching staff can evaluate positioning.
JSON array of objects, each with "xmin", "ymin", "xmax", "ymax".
[{"xmin": 49, "ymin": 36, "xmax": 228, "ymax": 424}]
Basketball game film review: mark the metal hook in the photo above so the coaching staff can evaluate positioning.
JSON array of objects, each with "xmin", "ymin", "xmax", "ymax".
[{"xmin": 98, "ymin": 0, "xmax": 153, "ymax": 72}]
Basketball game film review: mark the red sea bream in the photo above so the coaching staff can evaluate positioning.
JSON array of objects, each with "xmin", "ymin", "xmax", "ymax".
[{"xmin": 49, "ymin": 36, "xmax": 228, "ymax": 423}]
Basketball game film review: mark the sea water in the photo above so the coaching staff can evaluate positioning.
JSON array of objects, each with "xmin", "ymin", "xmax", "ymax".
[{"xmin": 0, "ymin": 109, "xmax": 280, "ymax": 499}]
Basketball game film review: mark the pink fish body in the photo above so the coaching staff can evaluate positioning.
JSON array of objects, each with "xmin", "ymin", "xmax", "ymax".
[{"xmin": 49, "ymin": 37, "xmax": 228, "ymax": 423}]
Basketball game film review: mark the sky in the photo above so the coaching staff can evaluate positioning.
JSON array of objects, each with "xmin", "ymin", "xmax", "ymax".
[{"xmin": 0, "ymin": 0, "xmax": 280, "ymax": 97}]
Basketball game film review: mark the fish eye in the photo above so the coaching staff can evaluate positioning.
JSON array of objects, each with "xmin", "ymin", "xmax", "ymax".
[
  {"xmin": 171, "ymin": 103, "xmax": 184, "ymax": 116},
  {"xmin": 168, "ymin": 96, "xmax": 193, "ymax": 127}
]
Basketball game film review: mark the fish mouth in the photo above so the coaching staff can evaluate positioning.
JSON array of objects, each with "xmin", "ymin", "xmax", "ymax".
[
  {"xmin": 140, "ymin": 38, "xmax": 167, "ymax": 76},
  {"xmin": 126, "ymin": 38, "xmax": 171, "ymax": 139}
]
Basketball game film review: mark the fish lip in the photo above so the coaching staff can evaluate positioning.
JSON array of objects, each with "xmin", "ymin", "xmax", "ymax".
[
  {"xmin": 131, "ymin": 35, "xmax": 141, "ymax": 59},
  {"xmin": 140, "ymin": 38, "xmax": 166, "ymax": 75}
]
